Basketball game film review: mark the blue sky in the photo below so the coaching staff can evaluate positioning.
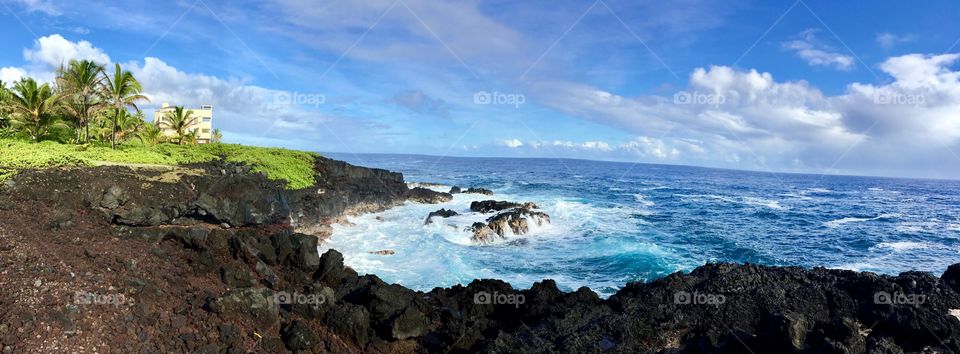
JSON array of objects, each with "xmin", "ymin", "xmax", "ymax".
[{"xmin": 2, "ymin": 0, "xmax": 960, "ymax": 178}]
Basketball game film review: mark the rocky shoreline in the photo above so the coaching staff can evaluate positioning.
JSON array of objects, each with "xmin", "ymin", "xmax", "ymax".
[{"xmin": 0, "ymin": 158, "xmax": 958, "ymax": 353}]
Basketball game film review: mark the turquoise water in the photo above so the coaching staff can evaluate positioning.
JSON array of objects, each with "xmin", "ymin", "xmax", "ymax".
[{"xmin": 320, "ymin": 154, "xmax": 960, "ymax": 297}]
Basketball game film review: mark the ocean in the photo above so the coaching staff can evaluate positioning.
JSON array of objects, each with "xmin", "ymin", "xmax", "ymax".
[{"xmin": 320, "ymin": 154, "xmax": 960, "ymax": 297}]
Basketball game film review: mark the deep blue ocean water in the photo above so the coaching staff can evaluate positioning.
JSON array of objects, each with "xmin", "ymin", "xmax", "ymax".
[{"xmin": 320, "ymin": 154, "xmax": 960, "ymax": 297}]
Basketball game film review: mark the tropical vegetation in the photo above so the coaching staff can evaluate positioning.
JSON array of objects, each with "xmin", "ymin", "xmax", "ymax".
[{"xmin": 0, "ymin": 61, "xmax": 320, "ymax": 189}]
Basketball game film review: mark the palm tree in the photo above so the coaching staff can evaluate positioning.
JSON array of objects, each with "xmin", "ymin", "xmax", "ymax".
[
  {"xmin": 114, "ymin": 109, "xmax": 146, "ymax": 143},
  {"xmin": 159, "ymin": 106, "xmax": 198, "ymax": 145},
  {"xmin": 57, "ymin": 60, "xmax": 105, "ymax": 143},
  {"xmin": 6, "ymin": 78, "xmax": 63, "ymax": 141},
  {"xmin": 137, "ymin": 120, "xmax": 166, "ymax": 145},
  {"xmin": 102, "ymin": 63, "xmax": 148, "ymax": 148},
  {"xmin": 211, "ymin": 128, "xmax": 223, "ymax": 143}
]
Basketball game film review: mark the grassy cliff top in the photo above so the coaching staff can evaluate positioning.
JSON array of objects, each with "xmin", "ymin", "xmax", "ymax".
[{"xmin": 0, "ymin": 139, "xmax": 319, "ymax": 189}]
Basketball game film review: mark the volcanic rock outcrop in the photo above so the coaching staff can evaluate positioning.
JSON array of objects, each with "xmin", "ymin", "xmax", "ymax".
[
  {"xmin": 1, "ymin": 158, "xmax": 957, "ymax": 353},
  {"xmin": 467, "ymin": 201, "xmax": 550, "ymax": 244}
]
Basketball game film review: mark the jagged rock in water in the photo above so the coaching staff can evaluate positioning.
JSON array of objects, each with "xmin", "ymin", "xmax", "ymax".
[
  {"xmin": 424, "ymin": 208, "xmax": 459, "ymax": 224},
  {"xmin": 467, "ymin": 202, "xmax": 551, "ymax": 242},
  {"xmin": 469, "ymin": 222, "xmax": 498, "ymax": 244},
  {"xmin": 405, "ymin": 187, "xmax": 453, "ymax": 204},
  {"xmin": 463, "ymin": 187, "xmax": 494, "ymax": 195},
  {"xmin": 485, "ymin": 208, "xmax": 550, "ymax": 237},
  {"xmin": 470, "ymin": 200, "xmax": 538, "ymax": 213}
]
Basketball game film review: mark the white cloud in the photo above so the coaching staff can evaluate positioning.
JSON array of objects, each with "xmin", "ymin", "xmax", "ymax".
[
  {"xmin": 876, "ymin": 32, "xmax": 915, "ymax": 49},
  {"xmin": 782, "ymin": 30, "xmax": 854, "ymax": 71},
  {"xmin": 0, "ymin": 67, "xmax": 27, "ymax": 83},
  {"xmin": 619, "ymin": 137, "xmax": 680, "ymax": 159},
  {"xmin": 502, "ymin": 139, "xmax": 524, "ymax": 148},
  {"xmin": 530, "ymin": 52, "xmax": 960, "ymax": 176},
  {"xmin": 23, "ymin": 34, "xmax": 112, "ymax": 69}
]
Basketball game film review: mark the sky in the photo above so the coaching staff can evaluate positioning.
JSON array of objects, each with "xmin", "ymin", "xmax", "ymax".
[{"xmin": 2, "ymin": 0, "xmax": 960, "ymax": 179}]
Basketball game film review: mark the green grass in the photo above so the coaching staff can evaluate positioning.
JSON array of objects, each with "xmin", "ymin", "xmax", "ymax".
[{"xmin": 0, "ymin": 139, "xmax": 319, "ymax": 189}]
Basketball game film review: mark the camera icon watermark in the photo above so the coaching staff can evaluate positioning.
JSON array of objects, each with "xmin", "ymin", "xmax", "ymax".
[
  {"xmin": 674, "ymin": 291, "xmax": 725, "ymax": 306},
  {"xmin": 473, "ymin": 291, "xmax": 525, "ymax": 308},
  {"xmin": 473, "ymin": 91, "xmax": 525, "ymax": 108},
  {"xmin": 673, "ymin": 90, "xmax": 725, "ymax": 107},
  {"xmin": 272, "ymin": 291, "xmax": 326, "ymax": 306},
  {"xmin": 874, "ymin": 291, "xmax": 926, "ymax": 307},
  {"xmin": 873, "ymin": 92, "xmax": 925, "ymax": 106},
  {"xmin": 74, "ymin": 291, "xmax": 133, "ymax": 307},
  {"xmin": 273, "ymin": 91, "xmax": 326, "ymax": 108}
]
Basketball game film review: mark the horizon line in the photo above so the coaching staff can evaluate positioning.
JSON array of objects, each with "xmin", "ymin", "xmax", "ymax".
[{"xmin": 317, "ymin": 150, "xmax": 960, "ymax": 183}]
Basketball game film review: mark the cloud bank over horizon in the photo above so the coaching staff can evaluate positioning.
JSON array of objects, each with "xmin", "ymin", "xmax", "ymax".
[{"xmin": 2, "ymin": 1, "xmax": 960, "ymax": 179}]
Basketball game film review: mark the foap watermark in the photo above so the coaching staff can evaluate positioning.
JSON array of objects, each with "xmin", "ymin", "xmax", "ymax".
[
  {"xmin": 473, "ymin": 291, "xmax": 525, "ymax": 308},
  {"xmin": 272, "ymin": 291, "xmax": 326, "ymax": 306},
  {"xmin": 74, "ymin": 291, "xmax": 133, "ymax": 306},
  {"xmin": 874, "ymin": 291, "xmax": 926, "ymax": 307},
  {"xmin": 473, "ymin": 91, "xmax": 526, "ymax": 108},
  {"xmin": 674, "ymin": 90, "xmax": 726, "ymax": 107},
  {"xmin": 273, "ymin": 91, "xmax": 326, "ymax": 108},
  {"xmin": 674, "ymin": 291, "xmax": 726, "ymax": 306},
  {"xmin": 873, "ymin": 92, "xmax": 925, "ymax": 106}
]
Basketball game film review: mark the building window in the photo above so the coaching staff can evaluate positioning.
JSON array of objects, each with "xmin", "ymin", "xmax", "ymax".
[
  {"xmin": 202, "ymin": 129, "xmax": 210, "ymax": 134},
  {"xmin": 203, "ymin": 117, "xmax": 211, "ymax": 123}
]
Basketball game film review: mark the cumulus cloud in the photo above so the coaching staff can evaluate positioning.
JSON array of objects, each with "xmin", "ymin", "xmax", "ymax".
[
  {"xmin": 501, "ymin": 139, "xmax": 524, "ymax": 148},
  {"xmin": 782, "ymin": 30, "xmax": 854, "ymax": 71},
  {"xmin": 0, "ymin": 67, "xmax": 27, "ymax": 83},
  {"xmin": 529, "ymin": 51, "xmax": 960, "ymax": 176},
  {"xmin": 23, "ymin": 34, "xmax": 111, "ymax": 69}
]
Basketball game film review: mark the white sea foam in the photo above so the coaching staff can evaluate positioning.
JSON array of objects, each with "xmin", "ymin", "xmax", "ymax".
[
  {"xmin": 873, "ymin": 241, "xmax": 931, "ymax": 252},
  {"xmin": 894, "ymin": 221, "xmax": 942, "ymax": 233},
  {"xmin": 633, "ymin": 194, "xmax": 655, "ymax": 207},
  {"xmin": 320, "ymin": 189, "xmax": 643, "ymax": 294},
  {"xmin": 638, "ymin": 185, "xmax": 669, "ymax": 191},
  {"xmin": 823, "ymin": 214, "xmax": 898, "ymax": 228},
  {"xmin": 675, "ymin": 194, "xmax": 782, "ymax": 209},
  {"xmin": 743, "ymin": 197, "xmax": 782, "ymax": 209}
]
